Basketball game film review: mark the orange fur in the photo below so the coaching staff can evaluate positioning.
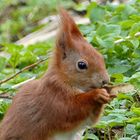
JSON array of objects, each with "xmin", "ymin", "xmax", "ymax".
[{"xmin": 0, "ymin": 9, "xmax": 115, "ymax": 140}]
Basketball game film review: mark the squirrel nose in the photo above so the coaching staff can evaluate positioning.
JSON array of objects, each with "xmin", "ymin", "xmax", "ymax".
[{"xmin": 102, "ymin": 79, "xmax": 109, "ymax": 86}]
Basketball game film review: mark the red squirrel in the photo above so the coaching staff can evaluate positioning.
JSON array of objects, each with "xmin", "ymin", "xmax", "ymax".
[{"xmin": 0, "ymin": 9, "xmax": 116, "ymax": 140}]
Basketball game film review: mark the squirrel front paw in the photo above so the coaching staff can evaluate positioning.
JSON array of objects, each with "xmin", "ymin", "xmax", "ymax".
[{"xmin": 90, "ymin": 89, "xmax": 116, "ymax": 104}]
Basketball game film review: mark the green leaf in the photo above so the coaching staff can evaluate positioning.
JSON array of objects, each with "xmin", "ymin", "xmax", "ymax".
[
  {"xmin": 129, "ymin": 22, "xmax": 140, "ymax": 36},
  {"xmin": 96, "ymin": 24, "xmax": 121, "ymax": 37},
  {"xmin": 110, "ymin": 73, "xmax": 124, "ymax": 83},
  {"xmin": 96, "ymin": 37, "xmax": 114, "ymax": 48},
  {"xmin": 117, "ymin": 93, "xmax": 134, "ymax": 101},
  {"xmin": 119, "ymin": 138, "xmax": 132, "ymax": 140},
  {"xmin": 127, "ymin": 117, "xmax": 140, "ymax": 123},
  {"xmin": 100, "ymin": 114, "xmax": 128, "ymax": 128},
  {"xmin": 0, "ymin": 56, "xmax": 7, "ymax": 71},
  {"xmin": 130, "ymin": 38, "xmax": 139, "ymax": 48},
  {"xmin": 124, "ymin": 124, "xmax": 136, "ymax": 135},
  {"xmin": 0, "ymin": 100, "xmax": 11, "ymax": 120},
  {"xmin": 108, "ymin": 65, "xmax": 131, "ymax": 75},
  {"xmin": 95, "ymin": 121, "xmax": 107, "ymax": 129},
  {"xmin": 136, "ymin": 123, "xmax": 140, "ymax": 130},
  {"xmin": 88, "ymin": 3, "xmax": 105, "ymax": 22},
  {"xmin": 130, "ymin": 72, "xmax": 140, "ymax": 79},
  {"xmin": 83, "ymin": 133, "xmax": 99, "ymax": 140},
  {"xmin": 131, "ymin": 107, "xmax": 140, "ymax": 116},
  {"xmin": 119, "ymin": 20, "xmax": 135, "ymax": 29},
  {"xmin": 74, "ymin": 3, "xmax": 87, "ymax": 12}
]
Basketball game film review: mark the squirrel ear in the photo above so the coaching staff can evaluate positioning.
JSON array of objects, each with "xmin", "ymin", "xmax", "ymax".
[
  {"xmin": 56, "ymin": 9, "xmax": 83, "ymax": 47},
  {"xmin": 55, "ymin": 9, "xmax": 82, "ymax": 59},
  {"xmin": 59, "ymin": 8, "xmax": 82, "ymax": 38}
]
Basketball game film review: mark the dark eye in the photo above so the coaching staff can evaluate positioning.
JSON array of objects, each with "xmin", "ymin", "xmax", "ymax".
[
  {"xmin": 78, "ymin": 61, "xmax": 87, "ymax": 69},
  {"xmin": 76, "ymin": 59, "xmax": 88, "ymax": 72}
]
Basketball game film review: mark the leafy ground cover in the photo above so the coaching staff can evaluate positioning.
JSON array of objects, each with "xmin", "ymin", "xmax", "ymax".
[
  {"xmin": 81, "ymin": 0, "xmax": 140, "ymax": 139},
  {"xmin": 0, "ymin": 0, "xmax": 73, "ymax": 43},
  {"xmin": 0, "ymin": 0, "xmax": 140, "ymax": 139}
]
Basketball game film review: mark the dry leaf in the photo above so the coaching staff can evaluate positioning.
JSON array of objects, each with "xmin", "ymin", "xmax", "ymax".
[{"xmin": 104, "ymin": 83, "xmax": 135, "ymax": 94}]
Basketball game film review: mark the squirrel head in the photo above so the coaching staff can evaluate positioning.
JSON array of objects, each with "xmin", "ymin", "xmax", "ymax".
[{"xmin": 52, "ymin": 9, "xmax": 109, "ymax": 92}]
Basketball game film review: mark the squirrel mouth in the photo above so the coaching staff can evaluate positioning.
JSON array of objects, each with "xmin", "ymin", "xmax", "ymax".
[
  {"xmin": 90, "ymin": 86, "xmax": 96, "ymax": 89},
  {"xmin": 90, "ymin": 85, "xmax": 102, "ymax": 89},
  {"xmin": 90, "ymin": 83, "xmax": 110, "ymax": 89}
]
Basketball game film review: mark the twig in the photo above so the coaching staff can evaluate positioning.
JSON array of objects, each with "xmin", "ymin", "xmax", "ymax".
[
  {"xmin": 108, "ymin": 127, "xmax": 111, "ymax": 140},
  {"xmin": 0, "ymin": 57, "xmax": 49, "ymax": 85},
  {"xmin": 12, "ymin": 76, "xmax": 36, "ymax": 89},
  {"xmin": 0, "ymin": 94, "xmax": 12, "ymax": 99},
  {"xmin": 114, "ymin": 32, "xmax": 140, "ymax": 44},
  {"xmin": 0, "ymin": 77, "xmax": 36, "ymax": 95}
]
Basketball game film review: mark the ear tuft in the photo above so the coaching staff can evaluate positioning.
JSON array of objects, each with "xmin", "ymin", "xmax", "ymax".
[
  {"xmin": 55, "ymin": 8, "xmax": 83, "ymax": 60},
  {"xmin": 59, "ymin": 8, "xmax": 82, "ymax": 37}
]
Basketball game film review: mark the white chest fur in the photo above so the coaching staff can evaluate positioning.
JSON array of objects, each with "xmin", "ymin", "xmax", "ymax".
[
  {"xmin": 53, "ymin": 130, "xmax": 84, "ymax": 140},
  {"xmin": 52, "ymin": 118, "xmax": 92, "ymax": 140}
]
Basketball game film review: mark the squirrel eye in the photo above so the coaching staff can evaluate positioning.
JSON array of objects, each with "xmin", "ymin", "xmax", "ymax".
[{"xmin": 76, "ymin": 59, "xmax": 88, "ymax": 71}]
